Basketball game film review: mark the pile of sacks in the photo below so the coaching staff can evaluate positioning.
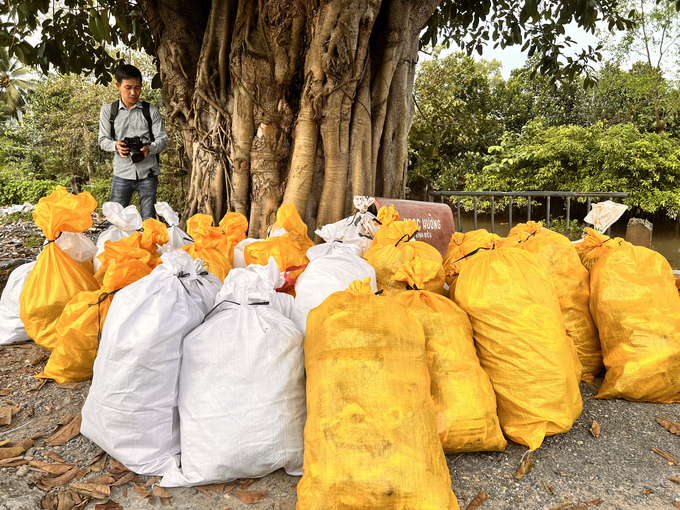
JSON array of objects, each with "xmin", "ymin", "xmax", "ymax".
[{"xmin": 2, "ymin": 188, "xmax": 679, "ymax": 508}]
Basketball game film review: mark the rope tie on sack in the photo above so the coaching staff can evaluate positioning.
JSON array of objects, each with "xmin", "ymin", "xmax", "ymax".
[
  {"xmin": 406, "ymin": 283, "xmax": 420, "ymax": 291},
  {"xmin": 394, "ymin": 230, "xmax": 419, "ymax": 247},
  {"xmin": 88, "ymin": 289, "xmax": 121, "ymax": 345},
  {"xmin": 177, "ymin": 270, "xmax": 193, "ymax": 294},
  {"xmin": 202, "ymin": 299, "xmax": 271, "ymax": 324},
  {"xmin": 452, "ymin": 246, "xmax": 493, "ymax": 265},
  {"xmin": 375, "ymin": 289, "xmax": 384, "ymax": 295},
  {"xmin": 275, "ymin": 263, "xmax": 309, "ymax": 294}
]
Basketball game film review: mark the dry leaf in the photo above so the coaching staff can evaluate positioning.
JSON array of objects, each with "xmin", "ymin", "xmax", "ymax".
[
  {"xmin": 550, "ymin": 503, "xmax": 574, "ymax": 510},
  {"xmin": 0, "ymin": 456, "xmax": 28, "ymax": 467},
  {"xmin": 657, "ymin": 417, "xmax": 680, "ymax": 437},
  {"xmin": 122, "ymin": 486, "xmax": 128, "ymax": 498},
  {"xmin": 0, "ymin": 446, "xmax": 25, "ymax": 460},
  {"xmin": 23, "ymin": 379, "xmax": 47, "ymax": 392},
  {"xmin": 651, "ymin": 448, "xmax": 678, "ymax": 465},
  {"xmin": 0, "ymin": 439, "xmax": 8, "ymax": 446},
  {"xmin": 57, "ymin": 489, "xmax": 77, "ymax": 510},
  {"xmin": 28, "ymin": 407, "xmax": 34, "ymax": 417},
  {"xmin": 89, "ymin": 456, "xmax": 106, "ymax": 472},
  {"xmin": 585, "ymin": 499, "xmax": 602, "ymax": 507},
  {"xmin": 112, "ymin": 472, "xmax": 136, "ymax": 486},
  {"xmin": 39, "ymin": 466, "xmax": 81, "ymax": 489},
  {"xmin": 238, "ymin": 479, "xmax": 255, "ymax": 490},
  {"xmin": 0, "ymin": 405, "xmax": 12, "ymax": 426},
  {"xmin": 232, "ymin": 491, "xmax": 266, "ymax": 504},
  {"xmin": 134, "ymin": 482, "xmax": 151, "ymax": 498},
  {"xmin": 108, "ymin": 458, "xmax": 128, "ymax": 474},
  {"xmin": 58, "ymin": 414, "xmax": 74, "ymax": 427},
  {"xmin": 466, "ymin": 490, "xmax": 488, "ymax": 510},
  {"xmin": 41, "ymin": 493, "xmax": 58, "ymax": 510},
  {"xmin": 94, "ymin": 501, "xmax": 122, "ymax": 510},
  {"xmin": 46, "ymin": 414, "xmax": 82, "ymax": 446},
  {"xmin": 75, "ymin": 468, "xmax": 90, "ymax": 480},
  {"xmin": 29, "ymin": 460, "xmax": 77, "ymax": 475},
  {"xmin": 146, "ymin": 496, "xmax": 155, "ymax": 505},
  {"xmin": 0, "ymin": 389, "xmax": 11, "ymax": 396},
  {"xmin": 641, "ymin": 488, "xmax": 653, "ymax": 495},
  {"xmin": 515, "ymin": 452, "xmax": 534, "ymax": 481},
  {"xmin": 57, "ymin": 383, "xmax": 81, "ymax": 390},
  {"xmin": 670, "ymin": 476, "xmax": 680, "ymax": 484},
  {"xmin": 17, "ymin": 367, "xmax": 40, "ymax": 374},
  {"xmin": 590, "ymin": 420, "xmax": 601, "ymax": 439},
  {"xmin": 89, "ymin": 475, "xmax": 115, "ymax": 485},
  {"xmin": 673, "ymin": 503, "xmax": 680, "ymax": 509},
  {"xmin": 145, "ymin": 476, "xmax": 161, "ymax": 486},
  {"xmin": 47, "ymin": 451, "xmax": 66, "ymax": 463},
  {"xmin": 10, "ymin": 438, "xmax": 34, "ymax": 450},
  {"xmin": 69, "ymin": 483, "xmax": 110, "ymax": 499},
  {"xmin": 542, "ymin": 481, "xmax": 553, "ymax": 493},
  {"xmin": 153, "ymin": 486, "xmax": 172, "ymax": 499},
  {"xmin": 31, "ymin": 354, "xmax": 47, "ymax": 366}
]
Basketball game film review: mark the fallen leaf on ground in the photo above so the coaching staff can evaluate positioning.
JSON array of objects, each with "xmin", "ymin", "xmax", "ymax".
[
  {"xmin": 0, "ymin": 446, "xmax": 25, "ymax": 460},
  {"xmin": 46, "ymin": 413, "xmax": 81, "ymax": 446},
  {"xmin": 41, "ymin": 493, "xmax": 58, "ymax": 510},
  {"xmin": 94, "ymin": 500, "xmax": 123, "ymax": 510},
  {"xmin": 515, "ymin": 452, "xmax": 534, "ymax": 481},
  {"xmin": 122, "ymin": 486, "xmax": 127, "ymax": 498},
  {"xmin": 145, "ymin": 476, "xmax": 161, "ymax": 486},
  {"xmin": 550, "ymin": 503, "xmax": 574, "ymax": 510},
  {"xmin": 466, "ymin": 490, "xmax": 488, "ymax": 510},
  {"xmin": 108, "ymin": 458, "xmax": 128, "ymax": 474},
  {"xmin": 152, "ymin": 486, "xmax": 172, "ymax": 500},
  {"xmin": 17, "ymin": 367, "xmax": 40, "ymax": 374},
  {"xmin": 238, "ymin": 479, "xmax": 255, "ymax": 490},
  {"xmin": 134, "ymin": 483, "xmax": 150, "ymax": 498},
  {"xmin": 89, "ymin": 455, "xmax": 106, "ymax": 472},
  {"xmin": 89, "ymin": 475, "xmax": 115, "ymax": 485},
  {"xmin": 0, "ymin": 389, "xmax": 11, "ymax": 396},
  {"xmin": 57, "ymin": 382, "xmax": 81, "ymax": 390},
  {"xmin": 46, "ymin": 451, "xmax": 65, "ymax": 463},
  {"xmin": 657, "ymin": 417, "xmax": 680, "ymax": 437},
  {"xmin": 112, "ymin": 472, "xmax": 136, "ymax": 486},
  {"xmin": 58, "ymin": 414, "xmax": 74, "ymax": 426},
  {"xmin": 23, "ymin": 379, "xmax": 46, "ymax": 392},
  {"xmin": 640, "ymin": 488, "xmax": 653, "ymax": 494},
  {"xmin": 29, "ymin": 460, "xmax": 77, "ymax": 475},
  {"xmin": 195, "ymin": 484, "xmax": 226, "ymax": 496},
  {"xmin": 674, "ymin": 503, "xmax": 680, "ymax": 509},
  {"xmin": 0, "ymin": 439, "xmax": 8, "ymax": 446},
  {"xmin": 585, "ymin": 499, "xmax": 602, "ymax": 506},
  {"xmin": 233, "ymin": 491, "xmax": 266, "ymax": 504},
  {"xmin": 542, "ymin": 481, "xmax": 553, "ymax": 493},
  {"xmin": 69, "ymin": 483, "xmax": 110, "ymax": 499},
  {"xmin": 651, "ymin": 448, "xmax": 678, "ymax": 465},
  {"xmin": 28, "ymin": 407, "xmax": 34, "ymax": 417},
  {"xmin": 76, "ymin": 467, "xmax": 90, "ymax": 480},
  {"xmin": 590, "ymin": 420, "xmax": 601, "ymax": 439},
  {"xmin": 0, "ymin": 456, "xmax": 28, "ymax": 467},
  {"xmin": 38, "ymin": 465, "xmax": 80, "ymax": 489},
  {"xmin": 670, "ymin": 476, "xmax": 680, "ymax": 484},
  {"xmin": 30, "ymin": 354, "xmax": 47, "ymax": 366},
  {"xmin": 9, "ymin": 438, "xmax": 34, "ymax": 450},
  {"xmin": 0, "ymin": 405, "xmax": 12, "ymax": 425},
  {"xmin": 56, "ymin": 489, "xmax": 77, "ymax": 510}
]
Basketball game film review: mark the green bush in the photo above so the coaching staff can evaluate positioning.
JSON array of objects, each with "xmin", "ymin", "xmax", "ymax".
[{"xmin": 0, "ymin": 174, "xmax": 69, "ymax": 206}]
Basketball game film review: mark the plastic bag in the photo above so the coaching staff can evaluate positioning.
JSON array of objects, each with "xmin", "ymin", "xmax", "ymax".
[
  {"xmin": 161, "ymin": 260, "xmax": 305, "ymax": 487},
  {"xmin": 38, "ymin": 258, "xmax": 152, "ymax": 383},
  {"xmin": 443, "ymin": 229, "xmax": 490, "ymax": 286},
  {"xmin": 393, "ymin": 259, "xmax": 506, "ymax": 453},
  {"xmin": 314, "ymin": 197, "xmax": 379, "ymax": 255},
  {"xmin": 509, "ymin": 222, "xmax": 601, "ymax": 382},
  {"xmin": 454, "ymin": 246, "xmax": 582, "ymax": 450},
  {"xmin": 575, "ymin": 228, "xmax": 680, "ymax": 403},
  {"xmin": 141, "ymin": 218, "xmax": 169, "ymax": 254},
  {"xmin": 93, "ymin": 203, "xmax": 142, "ymax": 271},
  {"xmin": 0, "ymin": 262, "xmax": 35, "ymax": 345},
  {"xmin": 291, "ymin": 242, "xmax": 377, "ymax": 335},
  {"xmin": 81, "ymin": 251, "xmax": 218, "ymax": 476},
  {"xmin": 269, "ymin": 203, "xmax": 314, "ymax": 253},
  {"xmin": 155, "ymin": 202, "xmax": 193, "ymax": 252},
  {"xmin": 368, "ymin": 204, "xmax": 400, "ymax": 249},
  {"xmin": 181, "ymin": 214, "xmax": 232, "ymax": 281},
  {"xmin": 363, "ymin": 219, "xmax": 445, "ymax": 296},
  {"xmin": 20, "ymin": 188, "xmax": 100, "ymax": 351},
  {"xmin": 56, "ymin": 232, "xmax": 98, "ymax": 264},
  {"xmin": 584, "ymin": 200, "xmax": 628, "ymax": 232},
  {"xmin": 297, "ymin": 278, "xmax": 459, "ymax": 509},
  {"xmin": 233, "ymin": 238, "xmax": 261, "ymax": 268},
  {"xmin": 217, "ymin": 212, "xmax": 248, "ymax": 262},
  {"xmin": 244, "ymin": 233, "xmax": 309, "ymax": 293}
]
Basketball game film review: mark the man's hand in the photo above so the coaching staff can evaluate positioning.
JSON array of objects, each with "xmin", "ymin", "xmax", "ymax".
[
  {"xmin": 141, "ymin": 145, "xmax": 151, "ymax": 159},
  {"xmin": 116, "ymin": 140, "xmax": 129, "ymax": 157}
]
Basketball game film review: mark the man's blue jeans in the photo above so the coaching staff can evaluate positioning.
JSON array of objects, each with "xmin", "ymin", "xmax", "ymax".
[{"xmin": 110, "ymin": 175, "xmax": 158, "ymax": 221}]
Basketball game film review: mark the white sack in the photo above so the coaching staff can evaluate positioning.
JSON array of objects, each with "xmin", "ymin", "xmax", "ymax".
[
  {"xmin": 161, "ymin": 259, "xmax": 305, "ymax": 487},
  {"xmin": 81, "ymin": 251, "xmax": 218, "ymax": 476},
  {"xmin": 155, "ymin": 202, "xmax": 193, "ymax": 252},
  {"xmin": 291, "ymin": 242, "xmax": 377, "ymax": 335},
  {"xmin": 56, "ymin": 232, "xmax": 97, "ymax": 263},
  {"xmin": 232, "ymin": 238, "xmax": 261, "ymax": 268},
  {"xmin": 94, "ymin": 203, "xmax": 142, "ymax": 271},
  {"xmin": 314, "ymin": 196, "xmax": 378, "ymax": 255},
  {"xmin": 0, "ymin": 262, "xmax": 35, "ymax": 345}
]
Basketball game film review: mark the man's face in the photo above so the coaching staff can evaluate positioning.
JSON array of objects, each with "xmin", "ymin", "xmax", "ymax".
[{"xmin": 116, "ymin": 78, "xmax": 142, "ymax": 108}]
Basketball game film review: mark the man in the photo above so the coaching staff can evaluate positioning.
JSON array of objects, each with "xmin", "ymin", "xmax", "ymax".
[{"xmin": 98, "ymin": 64, "xmax": 168, "ymax": 220}]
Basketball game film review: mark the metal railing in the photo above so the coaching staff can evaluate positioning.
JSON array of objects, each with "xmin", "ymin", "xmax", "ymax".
[{"xmin": 430, "ymin": 191, "xmax": 630, "ymax": 235}]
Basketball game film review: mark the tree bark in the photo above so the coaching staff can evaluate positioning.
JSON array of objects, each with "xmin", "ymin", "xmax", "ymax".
[{"xmin": 140, "ymin": 0, "xmax": 441, "ymax": 237}]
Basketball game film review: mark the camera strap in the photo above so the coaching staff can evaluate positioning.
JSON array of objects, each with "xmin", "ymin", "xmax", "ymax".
[{"xmin": 109, "ymin": 100, "xmax": 160, "ymax": 165}]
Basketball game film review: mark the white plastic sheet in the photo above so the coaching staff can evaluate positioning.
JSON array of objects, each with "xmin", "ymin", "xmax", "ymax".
[
  {"xmin": 55, "ymin": 232, "xmax": 97, "ymax": 263},
  {"xmin": 291, "ymin": 242, "xmax": 377, "ymax": 335},
  {"xmin": 314, "ymin": 196, "xmax": 378, "ymax": 255},
  {"xmin": 161, "ymin": 259, "xmax": 305, "ymax": 486},
  {"xmin": 584, "ymin": 200, "xmax": 628, "ymax": 232},
  {"xmin": 0, "ymin": 202, "xmax": 35, "ymax": 216},
  {"xmin": 81, "ymin": 251, "xmax": 218, "ymax": 476},
  {"xmin": 155, "ymin": 202, "xmax": 193, "ymax": 252},
  {"xmin": 0, "ymin": 262, "xmax": 35, "ymax": 345},
  {"xmin": 93, "ymin": 203, "xmax": 142, "ymax": 271},
  {"xmin": 232, "ymin": 238, "xmax": 261, "ymax": 268}
]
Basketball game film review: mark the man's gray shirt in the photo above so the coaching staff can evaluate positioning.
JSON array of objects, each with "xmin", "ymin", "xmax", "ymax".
[{"xmin": 98, "ymin": 101, "xmax": 168, "ymax": 180}]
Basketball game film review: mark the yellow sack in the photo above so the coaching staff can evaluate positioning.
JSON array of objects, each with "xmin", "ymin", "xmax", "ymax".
[
  {"xmin": 182, "ymin": 214, "xmax": 232, "ymax": 281},
  {"xmin": 363, "ymin": 220, "xmax": 445, "ymax": 296},
  {"xmin": 20, "ymin": 187, "xmax": 99, "ymax": 351},
  {"xmin": 369, "ymin": 204, "xmax": 400, "ymax": 248},
  {"xmin": 218, "ymin": 212, "xmax": 248, "ymax": 262},
  {"xmin": 244, "ymin": 233, "xmax": 309, "ymax": 293},
  {"xmin": 38, "ymin": 259, "xmax": 151, "ymax": 383},
  {"xmin": 298, "ymin": 278, "xmax": 459, "ymax": 509},
  {"xmin": 576, "ymin": 228, "xmax": 680, "ymax": 403},
  {"xmin": 270, "ymin": 203, "xmax": 314, "ymax": 253},
  {"xmin": 454, "ymin": 246, "xmax": 582, "ymax": 450},
  {"xmin": 393, "ymin": 259, "xmax": 506, "ymax": 453},
  {"xmin": 140, "ymin": 218, "xmax": 169, "ymax": 254},
  {"xmin": 509, "ymin": 222, "xmax": 601, "ymax": 382}
]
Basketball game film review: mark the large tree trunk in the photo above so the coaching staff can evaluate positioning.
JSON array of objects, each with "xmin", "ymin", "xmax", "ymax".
[{"xmin": 140, "ymin": 0, "xmax": 440, "ymax": 238}]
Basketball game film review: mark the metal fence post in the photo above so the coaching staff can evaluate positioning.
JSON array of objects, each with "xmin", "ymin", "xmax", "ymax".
[
  {"xmin": 491, "ymin": 196, "xmax": 495, "ymax": 233},
  {"xmin": 546, "ymin": 196, "xmax": 551, "ymax": 229},
  {"xmin": 528, "ymin": 196, "xmax": 532, "ymax": 221},
  {"xmin": 509, "ymin": 196, "xmax": 513, "ymax": 231},
  {"xmin": 566, "ymin": 197, "xmax": 571, "ymax": 234},
  {"xmin": 457, "ymin": 197, "xmax": 462, "ymax": 232},
  {"xmin": 473, "ymin": 196, "xmax": 478, "ymax": 230}
]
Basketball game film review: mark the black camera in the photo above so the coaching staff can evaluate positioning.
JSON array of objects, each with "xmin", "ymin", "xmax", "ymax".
[{"xmin": 122, "ymin": 136, "xmax": 147, "ymax": 163}]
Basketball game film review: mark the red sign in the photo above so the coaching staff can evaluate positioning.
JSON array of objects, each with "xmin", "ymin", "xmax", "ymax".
[{"xmin": 373, "ymin": 198, "xmax": 455, "ymax": 256}]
